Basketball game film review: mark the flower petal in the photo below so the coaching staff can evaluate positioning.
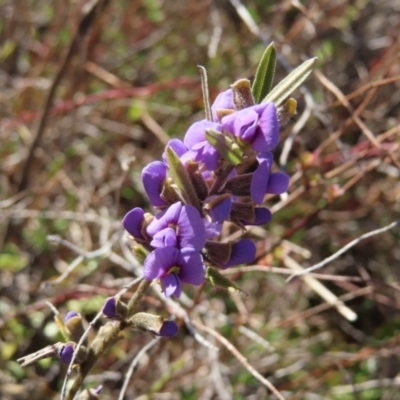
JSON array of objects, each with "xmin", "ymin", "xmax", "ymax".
[
  {"xmin": 178, "ymin": 248, "xmax": 206, "ymax": 285},
  {"xmin": 143, "ymin": 247, "xmax": 179, "ymax": 281},
  {"xmin": 64, "ymin": 311, "xmax": 79, "ymax": 323},
  {"xmin": 208, "ymin": 196, "xmax": 232, "ymax": 224},
  {"xmin": 142, "ymin": 161, "xmax": 167, "ymax": 207},
  {"xmin": 252, "ymin": 102, "xmax": 279, "ymax": 152},
  {"xmin": 220, "ymin": 239, "xmax": 256, "ymax": 269},
  {"xmin": 178, "ymin": 205, "xmax": 206, "ymax": 250},
  {"xmin": 122, "ymin": 207, "xmax": 145, "ymax": 240},
  {"xmin": 267, "ymin": 172, "xmax": 289, "ymax": 194},
  {"xmin": 60, "ymin": 344, "xmax": 74, "ymax": 364},
  {"xmin": 151, "ymin": 227, "xmax": 178, "ymax": 248},
  {"xmin": 251, "ymin": 152, "xmax": 273, "ymax": 204},
  {"xmin": 162, "ymin": 139, "xmax": 188, "ymax": 164},
  {"xmin": 102, "ymin": 297, "xmax": 117, "ymax": 319},
  {"xmin": 184, "ymin": 120, "xmax": 222, "ymax": 149},
  {"xmin": 252, "ymin": 207, "xmax": 272, "ymax": 225},
  {"xmin": 147, "ymin": 202, "xmax": 182, "ymax": 237},
  {"xmin": 211, "ymin": 89, "xmax": 234, "ymax": 121},
  {"xmin": 161, "ymin": 273, "xmax": 181, "ymax": 297},
  {"xmin": 158, "ymin": 320, "xmax": 178, "ymax": 337}
]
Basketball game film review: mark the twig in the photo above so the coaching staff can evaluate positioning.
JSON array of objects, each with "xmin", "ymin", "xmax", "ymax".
[
  {"xmin": 117, "ymin": 337, "xmax": 160, "ymax": 400},
  {"xmin": 61, "ymin": 277, "xmax": 142, "ymax": 400},
  {"xmin": 192, "ymin": 320, "xmax": 285, "ymax": 400},
  {"xmin": 314, "ymin": 69, "xmax": 380, "ymax": 148},
  {"xmin": 17, "ymin": 0, "xmax": 108, "ymax": 192},
  {"xmin": 287, "ymin": 219, "xmax": 400, "ymax": 281},
  {"xmin": 283, "ymin": 255, "xmax": 357, "ymax": 321}
]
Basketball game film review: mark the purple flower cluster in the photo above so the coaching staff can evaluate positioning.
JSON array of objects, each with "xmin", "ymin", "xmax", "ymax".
[{"xmin": 123, "ymin": 87, "xmax": 289, "ymax": 298}]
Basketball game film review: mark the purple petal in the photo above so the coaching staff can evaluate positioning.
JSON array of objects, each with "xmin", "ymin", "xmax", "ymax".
[
  {"xmin": 204, "ymin": 219, "xmax": 223, "ymax": 238},
  {"xmin": 94, "ymin": 385, "xmax": 103, "ymax": 395},
  {"xmin": 178, "ymin": 248, "xmax": 206, "ymax": 286},
  {"xmin": 267, "ymin": 172, "xmax": 290, "ymax": 194},
  {"xmin": 147, "ymin": 202, "xmax": 182, "ymax": 237},
  {"xmin": 144, "ymin": 247, "xmax": 179, "ymax": 281},
  {"xmin": 178, "ymin": 205, "xmax": 206, "ymax": 250},
  {"xmin": 142, "ymin": 161, "xmax": 167, "ymax": 208},
  {"xmin": 211, "ymin": 89, "xmax": 234, "ymax": 121},
  {"xmin": 191, "ymin": 141, "xmax": 220, "ymax": 171},
  {"xmin": 250, "ymin": 152, "xmax": 273, "ymax": 204},
  {"xmin": 233, "ymin": 109, "xmax": 258, "ymax": 142},
  {"xmin": 208, "ymin": 196, "xmax": 232, "ymax": 224},
  {"xmin": 60, "ymin": 344, "xmax": 74, "ymax": 364},
  {"xmin": 252, "ymin": 207, "xmax": 272, "ymax": 225},
  {"xmin": 162, "ymin": 139, "xmax": 188, "ymax": 164},
  {"xmin": 158, "ymin": 320, "xmax": 178, "ymax": 337},
  {"xmin": 184, "ymin": 120, "xmax": 222, "ymax": 149},
  {"xmin": 122, "ymin": 207, "xmax": 145, "ymax": 240},
  {"xmin": 161, "ymin": 273, "xmax": 181, "ymax": 297},
  {"xmin": 221, "ymin": 239, "xmax": 256, "ymax": 269},
  {"xmin": 252, "ymin": 102, "xmax": 279, "ymax": 152},
  {"xmin": 102, "ymin": 297, "xmax": 117, "ymax": 319},
  {"xmin": 151, "ymin": 227, "xmax": 178, "ymax": 248},
  {"xmin": 64, "ymin": 311, "xmax": 79, "ymax": 323}
]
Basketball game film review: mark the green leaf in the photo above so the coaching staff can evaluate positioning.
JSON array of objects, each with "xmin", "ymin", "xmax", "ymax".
[
  {"xmin": 205, "ymin": 129, "xmax": 243, "ymax": 165},
  {"xmin": 205, "ymin": 267, "xmax": 247, "ymax": 295},
  {"xmin": 263, "ymin": 57, "xmax": 317, "ymax": 106},
  {"xmin": 251, "ymin": 43, "xmax": 276, "ymax": 103},
  {"xmin": 165, "ymin": 146, "xmax": 201, "ymax": 211}
]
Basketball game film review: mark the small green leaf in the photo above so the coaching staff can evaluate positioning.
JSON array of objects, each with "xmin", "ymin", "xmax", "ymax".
[
  {"xmin": 205, "ymin": 267, "xmax": 247, "ymax": 295},
  {"xmin": 263, "ymin": 57, "xmax": 317, "ymax": 106},
  {"xmin": 252, "ymin": 43, "xmax": 277, "ymax": 103},
  {"xmin": 165, "ymin": 146, "xmax": 201, "ymax": 211},
  {"xmin": 205, "ymin": 129, "xmax": 243, "ymax": 165}
]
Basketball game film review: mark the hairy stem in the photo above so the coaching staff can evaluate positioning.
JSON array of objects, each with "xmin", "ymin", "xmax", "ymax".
[{"xmin": 65, "ymin": 279, "xmax": 152, "ymax": 400}]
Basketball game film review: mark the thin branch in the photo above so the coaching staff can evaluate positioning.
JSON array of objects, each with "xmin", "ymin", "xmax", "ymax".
[
  {"xmin": 287, "ymin": 219, "xmax": 400, "ymax": 281},
  {"xmin": 197, "ymin": 65, "xmax": 212, "ymax": 121},
  {"xmin": 192, "ymin": 320, "xmax": 285, "ymax": 400},
  {"xmin": 61, "ymin": 277, "xmax": 142, "ymax": 400},
  {"xmin": 117, "ymin": 337, "xmax": 160, "ymax": 400}
]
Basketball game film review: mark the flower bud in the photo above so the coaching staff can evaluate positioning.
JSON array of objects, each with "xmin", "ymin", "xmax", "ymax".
[
  {"xmin": 231, "ymin": 79, "xmax": 255, "ymax": 110},
  {"xmin": 129, "ymin": 312, "xmax": 178, "ymax": 337},
  {"xmin": 64, "ymin": 311, "xmax": 86, "ymax": 344},
  {"xmin": 102, "ymin": 296, "xmax": 128, "ymax": 320},
  {"xmin": 59, "ymin": 342, "xmax": 88, "ymax": 364}
]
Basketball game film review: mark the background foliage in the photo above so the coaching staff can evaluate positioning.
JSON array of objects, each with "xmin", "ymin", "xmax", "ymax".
[{"xmin": 1, "ymin": 0, "xmax": 400, "ymax": 399}]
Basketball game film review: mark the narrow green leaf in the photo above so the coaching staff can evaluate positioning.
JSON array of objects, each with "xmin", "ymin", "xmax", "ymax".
[
  {"xmin": 165, "ymin": 146, "xmax": 201, "ymax": 211},
  {"xmin": 205, "ymin": 129, "xmax": 243, "ymax": 165},
  {"xmin": 263, "ymin": 57, "xmax": 318, "ymax": 106},
  {"xmin": 205, "ymin": 267, "xmax": 247, "ymax": 295},
  {"xmin": 251, "ymin": 43, "xmax": 276, "ymax": 103}
]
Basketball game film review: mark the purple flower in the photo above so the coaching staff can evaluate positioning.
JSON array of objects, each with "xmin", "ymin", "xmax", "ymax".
[
  {"xmin": 251, "ymin": 152, "xmax": 289, "ymax": 204},
  {"xmin": 94, "ymin": 385, "xmax": 103, "ymax": 395},
  {"xmin": 251, "ymin": 207, "xmax": 272, "ymax": 226},
  {"xmin": 144, "ymin": 246, "xmax": 205, "ymax": 297},
  {"xmin": 219, "ymin": 239, "xmax": 256, "ymax": 269},
  {"xmin": 102, "ymin": 297, "xmax": 117, "ymax": 319},
  {"xmin": 157, "ymin": 320, "xmax": 178, "ymax": 337},
  {"xmin": 64, "ymin": 311, "xmax": 79, "ymax": 323},
  {"xmin": 183, "ymin": 120, "xmax": 223, "ymax": 171},
  {"xmin": 162, "ymin": 139, "xmax": 188, "ymax": 165},
  {"xmin": 59, "ymin": 343, "xmax": 74, "ymax": 364},
  {"xmin": 211, "ymin": 89, "xmax": 234, "ymax": 122},
  {"xmin": 142, "ymin": 161, "xmax": 167, "ymax": 208},
  {"xmin": 206, "ymin": 195, "xmax": 232, "ymax": 224},
  {"xmin": 147, "ymin": 202, "xmax": 206, "ymax": 251},
  {"xmin": 122, "ymin": 207, "xmax": 146, "ymax": 241},
  {"xmin": 221, "ymin": 102, "xmax": 279, "ymax": 153},
  {"xmin": 203, "ymin": 219, "xmax": 223, "ymax": 239}
]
